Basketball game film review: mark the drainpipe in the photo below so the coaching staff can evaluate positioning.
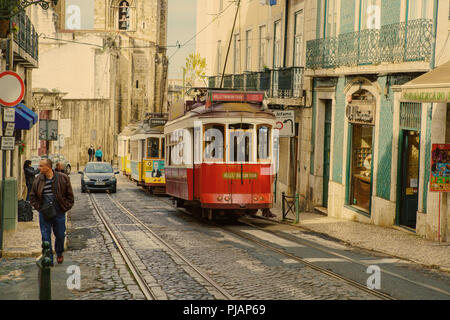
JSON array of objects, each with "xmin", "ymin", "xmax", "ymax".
[
  {"xmin": 283, "ymin": 0, "xmax": 289, "ymax": 68},
  {"xmin": 430, "ymin": 0, "xmax": 439, "ymax": 69}
]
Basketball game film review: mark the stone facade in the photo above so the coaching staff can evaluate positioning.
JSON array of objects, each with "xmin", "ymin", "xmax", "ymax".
[{"xmin": 30, "ymin": 0, "xmax": 168, "ymax": 165}]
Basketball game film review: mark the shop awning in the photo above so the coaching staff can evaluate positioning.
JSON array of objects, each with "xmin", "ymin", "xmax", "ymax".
[
  {"xmin": 401, "ymin": 60, "xmax": 450, "ymax": 103},
  {"xmin": 14, "ymin": 107, "xmax": 34, "ymax": 130}
]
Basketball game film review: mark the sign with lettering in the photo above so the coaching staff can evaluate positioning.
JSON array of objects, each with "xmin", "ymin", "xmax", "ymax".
[
  {"xmin": 223, "ymin": 172, "xmax": 258, "ymax": 180},
  {"xmin": 3, "ymin": 108, "xmax": 15, "ymax": 122},
  {"xmin": 346, "ymin": 100, "xmax": 376, "ymax": 125},
  {"xmin": 4, "ymin": 122, "xmax": 14, "ymax": 137},
  {"xmin": 402, "ymin": 90, "xmax": 450, "ymax": 103},
  {"xmin": 430, "ymin": 144, "xmax": 450, "ymax": 192},
  {"xmin": 149, "ymin": 118, "xmax": 168, "ymax": 128},
  {"xmin": 65, "ymin": 0, "xmax": 94, "ymax": 30},
  {"xmin": 1, "ymin": 137, "xmax": 15, "ymax": 150}
]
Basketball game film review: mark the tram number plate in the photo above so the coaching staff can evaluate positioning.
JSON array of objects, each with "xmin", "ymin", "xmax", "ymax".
[{"xmin": 95, "ymin": 181, "xmax": 105, "ymax": 186}]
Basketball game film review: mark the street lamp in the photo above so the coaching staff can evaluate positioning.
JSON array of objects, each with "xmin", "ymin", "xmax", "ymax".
[{"xmin": 0, "ymin": 0, "xmax": 58, "ymax": 19}]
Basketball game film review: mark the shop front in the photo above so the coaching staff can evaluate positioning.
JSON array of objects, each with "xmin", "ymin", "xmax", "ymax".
[{"xmin": 399, "ymin": 60, "xmax": 450, "ymax": 241}]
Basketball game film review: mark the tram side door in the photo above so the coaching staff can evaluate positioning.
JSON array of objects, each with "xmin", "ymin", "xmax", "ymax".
[{"xmin": 228, "ymin": 127, "xmax": 254, "ymax": 205}]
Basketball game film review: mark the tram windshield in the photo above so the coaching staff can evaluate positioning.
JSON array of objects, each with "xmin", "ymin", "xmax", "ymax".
[
  {"xmin": 147, "ymin": 137, "xmax": 160, "ymax": 158},
  {"xmin": 229, "ymin": 123, "xmax": 253, "ymax": 162}
]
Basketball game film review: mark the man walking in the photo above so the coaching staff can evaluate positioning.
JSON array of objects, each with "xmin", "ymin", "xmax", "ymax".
[
  {"xmin": 88, "ymin": 145, "xmax": 95, "ymax": 162},
  {"xmin": 30, "ymin": 159, "xmax": 74, "ymax": 265}
]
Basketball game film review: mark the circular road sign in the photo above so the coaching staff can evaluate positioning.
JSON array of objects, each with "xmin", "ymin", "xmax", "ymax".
[{"xmin": 0, "ymin": 71, "xmax": 25, "ymax": 107}]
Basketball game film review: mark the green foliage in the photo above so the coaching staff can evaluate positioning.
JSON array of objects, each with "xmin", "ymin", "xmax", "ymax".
[
  {"xmin": 184, "ymin": 53, "xmax": 207, "ymax": 87},
  {"xmin": 0, "ymin": 1, "xmax": 23, "ymax": 19}
]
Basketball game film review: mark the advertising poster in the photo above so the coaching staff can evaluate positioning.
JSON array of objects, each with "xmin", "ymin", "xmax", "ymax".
[
  {"xmin": 65, "ymin": 0, "xmax": 94, "ymax": 30},
  {"xmin": 430, "ymin": 144, "xmax": 450, "ymax": 192},
  {"xmin": 144, "ymin": 159, "xmax": 165, "ymax": 184}
]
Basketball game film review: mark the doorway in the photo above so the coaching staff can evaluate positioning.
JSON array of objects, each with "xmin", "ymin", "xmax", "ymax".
[
  {"xmin": 323, "ymin": 100, "xmax": 332, "ymax": 207},
  {"xmin": 398, "ymin": 130, "xmax": 420, "ymax": 228}
]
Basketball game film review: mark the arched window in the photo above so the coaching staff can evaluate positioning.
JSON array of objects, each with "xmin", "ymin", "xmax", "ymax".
[{"xmin": 118, "ymin": 0, "xmax": 130, "ymax": 30}]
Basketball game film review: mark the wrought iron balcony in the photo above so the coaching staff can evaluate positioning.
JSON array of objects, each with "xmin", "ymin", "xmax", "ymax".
[
  {"xmin": 306, "ymin": 19, "xmax": 433, "ymax": 70},
  {"xmin": 6, "ymin": 10, "xmax": 39, "ymax": 64},
  {"xmin": 207, "ymin": 67, "xmax": 304, "ymax": 103}
]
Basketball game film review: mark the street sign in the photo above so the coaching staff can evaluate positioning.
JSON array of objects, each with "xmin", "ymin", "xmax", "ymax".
[
  {"xmin": 1, "ymin": 137, "xmax": 15, "ymax": 150},
  {"xmin": 274, "ymin": 110, "xmax": 295, "ymax": 137},
  {"xmin": 0, "ymin": 71, "xmax": 25, "ymax": 107},
  {"xmin": 4, "ymin": 123, "xmax": 14, "ymax": 137},
  {"xmin": 3, "ymin": 108, "xmax": 15, "ymax": 122},
  {"xmin": 430, "ymin": 144, "xmax": 450, "ymax": 192},
  {"xmin": 39, "ymin": 119, "xmax": 59, "ymax": 141}
]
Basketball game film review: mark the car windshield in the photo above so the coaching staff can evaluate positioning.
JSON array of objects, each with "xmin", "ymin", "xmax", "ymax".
[{"xmin": 85, "ymin": 163, "xmax": 113, "ymax": 173}]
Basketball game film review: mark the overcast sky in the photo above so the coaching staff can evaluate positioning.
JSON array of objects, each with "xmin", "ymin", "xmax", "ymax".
[{"xmin": 167, "ymin": 0, "xmax": 197, "ymax": 80}]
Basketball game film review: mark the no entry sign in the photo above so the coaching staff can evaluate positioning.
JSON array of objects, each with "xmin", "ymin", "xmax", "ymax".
[{"xmin": 0, "ymin": 71, "xmax": 25, "ymax": 107}]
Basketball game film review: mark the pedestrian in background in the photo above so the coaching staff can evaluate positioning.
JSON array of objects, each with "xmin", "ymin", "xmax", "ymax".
[
  {"xmin": 55, "ymin": 162, "xmax": 65, "ymax": 173},
  {"xmin": 95, "ymin": 146, "xmax": 103, "ymax": 162},
  {"xmin": 24, "ymin": 160, "xmax": 39, "ymax": 202},
  {"xmin": 30, "ymin": 158, "xmax": 74, "ymax": 266},
  {"xmin": 88, "ymin": 145, "xmax": 95, "ymax": 162}
]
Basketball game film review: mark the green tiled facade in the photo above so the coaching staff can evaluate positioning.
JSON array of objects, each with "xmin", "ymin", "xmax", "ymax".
[
  {"xmin": 423, "ymin": 105, "xmax": 432, "ymax": 212},
  {"xmin": 332, "ymin": 77, "xmax": 346, "ymax": 183},
  {"xmin": 340, "ymin": 0, "xmax": 355, "ymax": 34},
  {"xmin": 381, "ymin": 0, "xmax": 401, "ymax": 26},
  {"xmin": 376, "ymin": 77, "xmax": 394, "ymax": 200}
]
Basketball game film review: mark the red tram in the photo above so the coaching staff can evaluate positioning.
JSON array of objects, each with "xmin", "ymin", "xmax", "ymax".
[{"xmin": 164, "ymin": 88, "xmax": 278, "ymax": 219}]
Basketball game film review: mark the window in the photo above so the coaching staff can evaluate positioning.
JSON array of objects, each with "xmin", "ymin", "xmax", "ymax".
[
  {"xmin": 348, "ymin": 90, "xmax": 375, "ymax": 214},
  {"xmin": 257, "ymin": 125, "xmax": 271, "ymax": 161},
  {"xmin": 216, "ymin": 41, "xmax": 222, "ymax": 75},
  {"xmin": 408, "ymin": 0, "xmax": 431, "ymax": 20},
  {"xmin": 118, "ymin": 0, "xmax": 130, "ymax": 30},
  {"xmin": 203, "ymin": 124, "xmax": 224, "ymax": 162},
  {"xmin": 259, "ymin": 25, "xmax": 267, "ymax": 70},
  {"xmin": 273, "ymin": 20, "xmax": 281, "ymax": 68},
  {"xmin": 147, "ymin": 137, "xmax": 159, "ymax": 158},
  {"xmin": 360, "ymin": 0, "xmax": 378, "ymax": 30},
  {"xmin": 293, "ymin": 10, "xmax": 304, "ymax": 66},
  {"xmin": 245, "ymin": 29, "xmax": 252, "ymax": 71},
  {"xmin": 161, "ymin": 137, "xmax": 165, "ymax": 159},
  {"xmin": 233, "ymin": 34, "xmax": 240, "ymax": 74},
  {"xmin": 229, "ymin": 123, "xmax": 253, "ymax": 163},
  {"xmin": 130, "ymin": 140, "xmax": 138, "ymax": 161}
]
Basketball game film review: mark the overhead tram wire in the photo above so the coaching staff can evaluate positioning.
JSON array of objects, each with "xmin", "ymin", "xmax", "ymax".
[{"xmin": 168, "ymin": 1, "xmax": 235, "ymax": 61}]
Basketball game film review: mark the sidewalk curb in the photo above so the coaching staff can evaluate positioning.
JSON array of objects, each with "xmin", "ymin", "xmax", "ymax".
[{"xmin": 257, "ymin": 215, "xmax": 450, "ymax": 274}]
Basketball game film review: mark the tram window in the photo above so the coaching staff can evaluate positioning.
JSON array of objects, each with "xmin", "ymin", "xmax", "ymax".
[
  {"xmin": 257, "ymin": 125, "xmax": 271, "ymax": 160},
  {"xmin": 130, "ymin": 141, "xmax": 138, "ymax": 161},
  {"xmin": 147, "ymin": 137, "xmax": 160, "ymax": 158},
  {"xmin": 204, "ymin": 124, "xmax": 224, "ymax": 161},
  {"xmin": 229, "ymin": 123, "xmax": 253, "ymax": 162},
  {"xmin": 161, "ymin": 138, "xmax": 165, "ymax": 159}
]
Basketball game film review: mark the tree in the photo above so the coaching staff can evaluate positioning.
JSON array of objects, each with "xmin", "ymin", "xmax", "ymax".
[{"xmin": 184, "ymin": 53, "xmax": 207, "ymax": 87}]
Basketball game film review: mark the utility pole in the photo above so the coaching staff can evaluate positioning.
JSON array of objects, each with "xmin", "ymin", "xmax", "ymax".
[{"xmin": 182, "ymin": 67, "xmax": 186, "ymax": 101}]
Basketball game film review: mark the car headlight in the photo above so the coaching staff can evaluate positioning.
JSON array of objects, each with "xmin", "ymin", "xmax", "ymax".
[
  {"xmin": 83, "ymin": 176, "xmax": 90, "ymax": 182},
  {"xmin": 110, "ymin": 176, "xmax": 116, "ymax": 181}
]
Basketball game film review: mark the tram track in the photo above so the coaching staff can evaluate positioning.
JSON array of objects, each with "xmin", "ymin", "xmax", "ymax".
[{"xmin": 90, "ymin": 192, "xmax": 234, "ymax": 300}]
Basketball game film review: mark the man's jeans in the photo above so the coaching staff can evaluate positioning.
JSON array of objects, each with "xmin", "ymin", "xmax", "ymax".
[
  {"xmin": 89, "ymin": 154, "xmax": 94, "ymax": 162},
  {"xmin": 38, "ymin": 212, "xmax": 66, "ymax": 263}
]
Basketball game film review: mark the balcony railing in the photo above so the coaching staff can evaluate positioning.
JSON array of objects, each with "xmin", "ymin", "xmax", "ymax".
[
  {"xmin": 207, "ymin": 67, "xmax": 304, "ymax": 100},
  {"xmin": 306, "ymin": 19, "xmax": 433, "ymax": 69},
  {"xmin": 11, "ymin": 11, "xmax": 39, "ymax": 62}
]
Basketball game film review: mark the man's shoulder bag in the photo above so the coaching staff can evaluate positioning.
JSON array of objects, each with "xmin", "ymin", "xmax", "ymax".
[{"xmin": 40, "ymin": 173, "xmax": 59, "ymax": 221}]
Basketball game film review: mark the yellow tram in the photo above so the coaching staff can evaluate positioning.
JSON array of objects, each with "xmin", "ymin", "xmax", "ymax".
[
  {"xmin": 129, "ymin": 116, "xmax": 167, "ymax": 193},
  {"xmin": 118, "ymin": 123, "xmax": 139, "ymax": 176}
]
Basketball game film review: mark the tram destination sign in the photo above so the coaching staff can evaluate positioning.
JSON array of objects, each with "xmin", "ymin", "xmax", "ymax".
[
  {"xmin": 346, "ymin": 100, "xmax": 375, "ymax": 126},
  {"xmin": 149, "ymin": 118, "xmax": 167, "ymax": 127}
]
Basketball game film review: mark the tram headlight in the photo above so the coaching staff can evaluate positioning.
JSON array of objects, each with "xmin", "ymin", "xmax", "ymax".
[
  {"xmin": 260, "ymin": 196, "xmax": 264, "ymax": 201},
  {"xmin": 253, "ymin": 196, "xmax": 259, "ymax": 201},
  {"xmin": 217, "ymin": 196, "xmax": 223, "ymax": 201},
  {"xmin": 224, "ymin": 196, "xmax": 230, "ymax": 201}
]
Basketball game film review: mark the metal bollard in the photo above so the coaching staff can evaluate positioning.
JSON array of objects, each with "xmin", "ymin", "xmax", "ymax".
[
  {"xmin": 295, "ymin": 193, "xmax": 299, "ymax": 224},
  {"xmin": 281, "ymin": 192, "xmax": 285, "ymax": 221},
  {"xmin": 36, "ymin": 241, "xmax": 52, "ymax": 300}
]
